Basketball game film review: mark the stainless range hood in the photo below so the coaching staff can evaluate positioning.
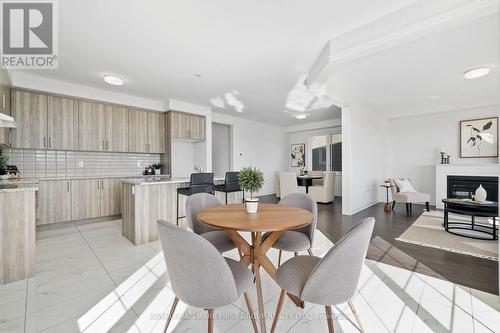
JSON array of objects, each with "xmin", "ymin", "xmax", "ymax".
[{"xmin": 0, "ymin": 112, "xmax": 16, "ymax": 128}]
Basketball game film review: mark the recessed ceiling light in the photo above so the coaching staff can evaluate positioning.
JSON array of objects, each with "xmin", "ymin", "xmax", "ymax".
[
  {"xmin": 464, "ymin": 67, "xmax": 490, "ymax": 79},
  {"xmin": 103, "ymin": 75, "xmax": 124, "ymax": 86},
  {"xmin": 296, "ymin": 114, "xmax": 307, "ymax": 119}
]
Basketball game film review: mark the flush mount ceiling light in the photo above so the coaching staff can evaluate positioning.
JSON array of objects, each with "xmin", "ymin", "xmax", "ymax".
[
  {"xmin": 103, "ymin": 75, "xmax": 124, "ymax": 86},
  {"xmin": 464, "ymin": 67, "xmax": 490, "ymax": 79},
  {"xmin": 296, "ymin": 114, "xmax": 307, "ymax": 119},
  {"xmin": 194, "ymin": 73, "xmax": 203, "ymax": 78}
]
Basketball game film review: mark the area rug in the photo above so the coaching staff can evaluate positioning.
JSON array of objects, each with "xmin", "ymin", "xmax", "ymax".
[{"xmin": 395, "ymin": 210, "xmax": 498, "ymax": 261}]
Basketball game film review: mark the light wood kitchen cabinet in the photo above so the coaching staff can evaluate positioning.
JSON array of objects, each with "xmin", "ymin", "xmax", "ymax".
[
  {"xmin": 148, "ymin": 112, "xmax": 165, "ymax": 153},
  {"xmin": 38, "ymin": 180, "xmax": 71, "ymax": 225},
  {"xmin": 100, "ymin": 179, "xmax": 121, "ymax": 216},
  {"xmin": 128, "ymin": 109, "xmax": 149, "ymax": 152},
  {"xmin": 105, "ymin": 105, "xmax": 128, "ymax": 152},
  {"xmin": 168, "ymin": 111, "xmax": 205, "ymax": 141},
  {"xmin": 11, "ymin": 90, "xmax": 48, "ymax": 149},
  {"xmin": 71, "ymin": 179, "xmax": 101, "ymax": 220},
  {"xmin": 78, "ymin": 101, "xmax": 106, "ymax": 151},
  {"xmin": 47, "ymin": 96, "xmax": 79, "ymax": 150}
]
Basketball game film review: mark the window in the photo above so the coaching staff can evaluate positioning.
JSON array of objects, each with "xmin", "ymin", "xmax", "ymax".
[
  {"xmin": 330, "ymin": 133, "xmax": 342, "ymax": 171},
  {"xmin": 310, "ymin": 133, "xmax": 342, "ymax": 172}
]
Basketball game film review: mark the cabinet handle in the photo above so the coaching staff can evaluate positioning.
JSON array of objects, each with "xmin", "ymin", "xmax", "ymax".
[
  {"xmin": 43, "ymin": 136, "xmax": 46, "ymax": 148},
  {"xmin": 67, "ymin": 181, "xmax": 70, "ymax": 192},
  {"xmin": 48, "ymin": 137, "xmax": 51, "ymax": 148},
  {"xmin": 106, "ymin": 141, "xmax": 109, "ymax": 150},
  {"xmin": 102, "ymin": 141, "xmax": 105, "ymax": 150}
]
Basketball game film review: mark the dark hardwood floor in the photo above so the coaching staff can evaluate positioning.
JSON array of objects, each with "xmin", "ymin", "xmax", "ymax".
[{"xmin": 259, "ymin": 194, "xmax": 498, "ymax": 295}]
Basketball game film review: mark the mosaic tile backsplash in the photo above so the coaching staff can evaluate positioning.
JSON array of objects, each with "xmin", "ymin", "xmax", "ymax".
[{"xmin": 5, "ymin": 148, "xmax": 161, "ymax": 179}]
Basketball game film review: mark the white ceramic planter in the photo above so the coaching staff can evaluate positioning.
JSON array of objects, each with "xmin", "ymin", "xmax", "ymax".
[
  {"xmin": 155, "ymin": 169, "xmax": 161, "ymax": 175},
  {"xmin": 245, "ymin": 198, "xmax": 259, "ymax": 214}
]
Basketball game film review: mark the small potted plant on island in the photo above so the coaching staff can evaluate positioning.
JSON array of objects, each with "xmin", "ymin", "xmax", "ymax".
[
  {"xmin": 152, "ymin": 162, "xmax": 162, "ymax": 175},
  {"xmin": 238, "ymin": 166, "xmax": 264, "ymax": 213}
]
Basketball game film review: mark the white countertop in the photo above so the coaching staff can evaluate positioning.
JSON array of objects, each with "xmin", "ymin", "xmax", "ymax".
[{"xmin": 122, "ymin": 176, "xmax": 225, "ymax": 185}]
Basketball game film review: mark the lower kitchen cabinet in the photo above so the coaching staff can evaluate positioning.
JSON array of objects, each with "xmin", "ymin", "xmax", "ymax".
[
  {"xmin": 38, "ymin": 180, "xmax": 71, "ymax": 225},
  {"xmin": 101, "ymin": 179, "xmax": 121, "ymax": 216},
  {"xmin": 37, "ymin": 178, "xmax": 122, "ymax": 225},
  {"xmin": 71, "ymin": 179, "xmax": 101, "ymax": 220}
]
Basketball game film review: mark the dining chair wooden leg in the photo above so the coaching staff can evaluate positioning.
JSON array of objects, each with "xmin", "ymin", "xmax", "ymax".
[
  {"xmin": 243, "ymin": 292, "xmax": 259, "ymax": 333},
  {"xmin": 271, "ymin": 289, "xmax": 286, "ymax": 333},
  {"xmin": 294, "ymin": 252, "xmax": 298, "ymax": 257},
  {"xmin": 163, "ymin": 297, "xmax": 179, "ymax": 333},
  {"xmin": 348, "ymin": 299, "xmax": 364, "ymax": 333},
  {"xmin": 277, "ymin": 250, "xmax": 282, "ymax": 267},
  {"xmin": 307, "ymin": 248, "xmax": 313, "ymax": 256},
  {"xmin": 207, "ymin": 309, "xmax": 214, "ymax": 333},
  {"xmin": 325, "ymin": 305, "xmax": 335, "ymax": 333}
]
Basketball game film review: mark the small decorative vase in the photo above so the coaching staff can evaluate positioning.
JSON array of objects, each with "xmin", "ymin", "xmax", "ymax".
[
  {"xmin": 155, "ymin": 169, "xmax": 161, "ymax": 175},
  {"xmin": 245, "ymin": 198, "xmax": 259, "ymax": 214},
  {"xmin": 474, "ymin": 185, "xmax": 487, "ymax": 202}
]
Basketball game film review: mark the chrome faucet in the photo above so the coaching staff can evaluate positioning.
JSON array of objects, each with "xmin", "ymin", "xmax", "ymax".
[{"xmin": 194, "ymin": 166, "xmax": 203, "ymax": 173}]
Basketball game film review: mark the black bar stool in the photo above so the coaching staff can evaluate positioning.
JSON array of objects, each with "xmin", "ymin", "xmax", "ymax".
[
  {"xmin": 177, "ymin": 173, "xmax": 215, "ymax": 225},
  {"xmin": 214, "ymin": 171, "xmax": 245, "ymax": 204}
]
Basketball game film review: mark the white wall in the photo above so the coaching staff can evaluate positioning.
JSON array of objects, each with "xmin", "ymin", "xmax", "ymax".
[
  {"xmin": 342, "ymin": 100, "xmax": 389, "ymax": 215},
  {"xmin": 211, "ymin": 112, "xmax": 287, "ymax": 195},
  {"xmin": 388, "ymin": 105, "xmax": 499, "ymax": 204}
]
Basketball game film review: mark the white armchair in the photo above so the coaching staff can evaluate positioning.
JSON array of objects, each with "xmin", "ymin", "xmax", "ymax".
[
  {"xmin": 308, "ymin": 171, "xmax": 335, "ymax": 203},
  {"xmin": 279, "ymin": 172, "xmax": 299, "ymax": 198}
]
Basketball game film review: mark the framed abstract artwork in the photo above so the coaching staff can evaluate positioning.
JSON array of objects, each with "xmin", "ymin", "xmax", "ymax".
[
  {"xmin": 460, "ymin": 117, "xmax": 498, "ymax": 158},
  {"xmin": 290, "ymin": 143, "xmax": 305, "ymax": 167}
]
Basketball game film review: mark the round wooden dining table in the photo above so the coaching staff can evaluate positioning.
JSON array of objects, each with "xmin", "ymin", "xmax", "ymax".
[{"xmin": 198, "ymin": 203, "xmax": 313, "ymax": 333}]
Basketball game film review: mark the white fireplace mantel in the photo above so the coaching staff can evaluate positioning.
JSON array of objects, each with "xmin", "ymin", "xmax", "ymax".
[{"xmin": 435, "ymin": 164, "xmax": 500, "ymax": 209}]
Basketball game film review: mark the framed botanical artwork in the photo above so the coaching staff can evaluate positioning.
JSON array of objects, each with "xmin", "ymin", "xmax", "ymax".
[
  {"xmin": 290, "ymin": 143, "xmax": 305, "ymax": 167},
  {"xmin": 460, "ymin": 117, "xmax": 498, "ymax": 158}
]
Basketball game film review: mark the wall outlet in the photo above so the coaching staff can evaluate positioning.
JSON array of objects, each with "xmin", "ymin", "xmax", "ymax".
[{"xmin": 78, "ymin": 161, "xmax": 84, "ymax": 168}]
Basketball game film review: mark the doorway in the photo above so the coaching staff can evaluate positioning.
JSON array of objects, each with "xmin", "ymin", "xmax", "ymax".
[{"xmin": 212, "ymin": 122, "xmax": 231, "ymax": 178}]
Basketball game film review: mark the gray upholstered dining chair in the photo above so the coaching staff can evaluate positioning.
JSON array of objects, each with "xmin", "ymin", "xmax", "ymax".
[
  {"xmin": 270, "ymin": 217, "xmax": 375, "ymax": 333},
  {"xmin": 186, "ymin": 193, "xmax": 237, "ymax": 253},
  {"xmin": 264, "ymin": 193, "xmax": 318, "ymax": 266},
  {"xmin": 157, "ymin": 220, "xmax": 258, "ymax": 333}
]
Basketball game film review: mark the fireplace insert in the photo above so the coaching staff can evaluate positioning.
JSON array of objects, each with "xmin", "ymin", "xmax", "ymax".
[{"xmin": 447, "ymin": 175, "xmax": 498, "ymax": 202}]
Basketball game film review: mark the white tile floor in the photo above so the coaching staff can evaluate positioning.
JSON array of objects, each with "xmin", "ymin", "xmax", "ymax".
[{"xmin": 0, "ymin": 220, "xmax": 498, "ymax": 333}]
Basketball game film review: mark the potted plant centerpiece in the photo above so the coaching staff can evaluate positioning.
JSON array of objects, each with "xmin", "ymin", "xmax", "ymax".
[
  {"xmin": 238, "ymin": 166, "xmax": 264, "ymax": 213},
  {"xmin": 152, "ymin": 162, "xmax": 162, "ymax": 175}
]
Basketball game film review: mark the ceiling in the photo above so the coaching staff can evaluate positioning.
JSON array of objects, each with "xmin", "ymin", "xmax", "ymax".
[
  {"xmin": 325, "ymin": 11, "xmax": 499, "ymax": 118},
  {"xmin": 9, "ymin": 0, "xmax": 424, "ymax": 126}
]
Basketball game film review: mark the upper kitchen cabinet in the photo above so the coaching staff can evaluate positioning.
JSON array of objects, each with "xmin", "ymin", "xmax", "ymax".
[
  {"xmin": 128, "ymin": 109, "xmax": 149, "ymax": 152},
  {"xmin": 105, "ymin": 105, "xmax": 129, "ymax": 152},
  {"xmin": 148, "ymin": 112, "xmax": 165, "ymax": 153},
  {"xmin": 168, "ymin": 111, "xmax": 205, "ymax": 141},
  {"xmin": 11, "ymin": 90, "xmax": 48, "ymax": 149},
  {"xmin": 78, "ymin": 101, "xmax": 106, "ymax": 151},
  {"xmin": 47, "ymin": 96, "xmax": 79, "ymax": 150}
]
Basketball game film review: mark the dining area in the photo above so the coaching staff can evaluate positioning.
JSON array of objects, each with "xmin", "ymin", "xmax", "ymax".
[{"xmin": 155, "ymin": 167, "xmax": 374, "ymax": 333}]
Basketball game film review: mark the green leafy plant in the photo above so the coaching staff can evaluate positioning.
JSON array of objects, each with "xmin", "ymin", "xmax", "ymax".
[
  {"xmin": 152, "ymin": 162, "xmax": 163, "ymax": 169},
  {"xmin": 238, "ymin": 166, "xmax": 264, "ymax": 199},
  {"xmin": 0, "ymin": 144, "xmax": 9, "ymax": 174}
]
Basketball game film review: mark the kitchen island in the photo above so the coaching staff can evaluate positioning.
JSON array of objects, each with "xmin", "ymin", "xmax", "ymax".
[
  {"xmin": 0, "ymin": 181, "xmax": 37, "ymax": 284},
  {"xmin": 121, "ymin": 177, "xmax": 243, "ymax": 245}
]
